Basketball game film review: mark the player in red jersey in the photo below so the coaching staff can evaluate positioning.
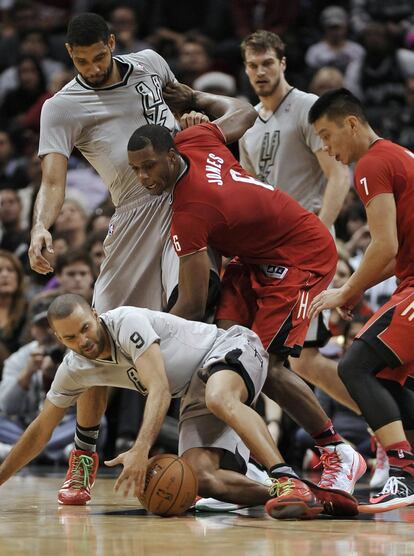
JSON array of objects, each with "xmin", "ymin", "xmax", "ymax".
[
  {"xmin": 308, "ymin": 88, "xmax": 414, "ymax": 513},
  {"xmin": 126, "ymin": 91, "xmax": 366, "ymax": 519}
]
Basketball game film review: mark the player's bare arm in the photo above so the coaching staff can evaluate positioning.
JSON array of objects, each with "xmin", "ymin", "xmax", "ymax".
[
  {"xmin": 169, "ymin": 249, "xmax": 211, "ymax": 321},
  {"xmin": 29, "ymin": 153, "xmax": 68, "ymax": 275},
  {"xmin": 105, "ymin": 343, "xmax": 171, "ymax": 498},
  {"xmin": 315, "ymin": 149, "xmax": 350, "ymax": 229},
  {"xmin": 0, "ymin": 400, "xmax": 67, "ymax": 485},
  {"xmin": 309, "ymin": 193, "xmax": 398, "ymax": 320},
  {"xmin": 164, "ymin": 82, "xmax": 257, "ymax": 144}
]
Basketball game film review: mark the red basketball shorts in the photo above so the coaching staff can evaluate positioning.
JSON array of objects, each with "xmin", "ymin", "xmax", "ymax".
[
  {"xmin": 357, "ymin": 285, "xmax": 414, "ymax": 385},
  {"xmin": 216, "ymin": 259, "xmax": 336, "ymax": 359}
]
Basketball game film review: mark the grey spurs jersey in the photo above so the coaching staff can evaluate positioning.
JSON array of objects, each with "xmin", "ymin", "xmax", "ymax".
[
  {"xmin": 38, "ymin": 50, "xmax": 179, "ymax": 207},
  {"xmin": 239, "ymin": 88, "xmax": 325, "ymax": 213},
  {"xmin": 47, "ymin": 306, "xmax": 220, "ymax": 408}
]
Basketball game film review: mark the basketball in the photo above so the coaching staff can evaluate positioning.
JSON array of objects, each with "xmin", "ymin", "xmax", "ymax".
[{"xmin": 140, "ymin": 454, "xmax": 198, "ymax": 516}]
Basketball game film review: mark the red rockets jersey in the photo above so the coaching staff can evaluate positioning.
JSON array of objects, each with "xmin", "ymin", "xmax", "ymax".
[
  {"xmin": 171, "ymin": 123, "xmax": 336, "ymax": 275},
  {"xmin": 355, "ymin": 140, "xmax": 414, "ymax": 287}
]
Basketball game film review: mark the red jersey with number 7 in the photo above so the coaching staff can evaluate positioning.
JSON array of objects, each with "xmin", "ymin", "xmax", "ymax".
[
  {"xmin": 170, "ymin": 123, "xmax": 336, "ymax": 275},
  {"xmin": 354, "ymin": 139, "xmax": 414, "ymax": 288}
]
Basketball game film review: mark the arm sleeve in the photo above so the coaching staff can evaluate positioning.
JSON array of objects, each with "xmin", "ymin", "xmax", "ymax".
[
  {"xmin": 354, "ymin": 155, "xmax": 393, "ymax": 207},
  {"xmin": 46, "ymin": 359, "xmax": 87, "ymax": 408},
  {"xmin": 116, "ymin": 310, "xmax": 160, "ymax": 364},
  {"xmin": 38, "ymin": 97, "xmax": 82, "ymax": 158},
  {"xmin": 171, "ymin": 209, "xmax": 211, "ymax": 257}
]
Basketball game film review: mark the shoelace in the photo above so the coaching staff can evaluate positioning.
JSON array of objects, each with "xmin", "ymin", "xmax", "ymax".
[
  {"xmin": 373, "ymin": 476, "xmax": 410, "ymax": 498},
  {"xmin": 318, "ymin": 450, "xmax": 342, "ymax": 488},
  {"xmin": 268, "ymin": 478, "xmax": 294, "ymax": 498},
  {"xmin": 66, "ymin": 454, "xmax": 94, "ymax": 490}
]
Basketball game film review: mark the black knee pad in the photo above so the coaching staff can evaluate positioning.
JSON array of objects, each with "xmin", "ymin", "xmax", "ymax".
[{"xmin": 338, "ymin": 339, "xmax": 385, "ymax": 387}]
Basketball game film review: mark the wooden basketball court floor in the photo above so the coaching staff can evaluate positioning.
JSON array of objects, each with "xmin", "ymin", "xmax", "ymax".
[{"xmin": 1, "ymin": 467, "xmax": 414, "ymax": 556}]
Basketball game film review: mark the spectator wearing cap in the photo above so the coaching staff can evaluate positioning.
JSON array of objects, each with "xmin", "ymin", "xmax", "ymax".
[{"xmin": 305, "ymin": 6, "xmax": 365, "ymax": 74}]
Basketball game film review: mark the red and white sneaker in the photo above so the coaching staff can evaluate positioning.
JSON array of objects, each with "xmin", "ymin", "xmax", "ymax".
[
  {"xmin": 265, "ymin": 477, "xmax": 323, "ymax": 520},
  {"xmin": 317, "ymin": 443, "xmax": 366, "ymax": 493},
  {"xmin": 58, "ymin": 449, "xmax": 99, "ymax": 505},
  {"xmin": 301, "ymin": 478, "xmax": 359, "ymax": 516}
]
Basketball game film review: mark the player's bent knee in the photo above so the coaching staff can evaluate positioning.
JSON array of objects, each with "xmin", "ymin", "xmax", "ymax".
[{"xmin": 205, "ymin": 390, "xmax": 238, "ymax": 421}]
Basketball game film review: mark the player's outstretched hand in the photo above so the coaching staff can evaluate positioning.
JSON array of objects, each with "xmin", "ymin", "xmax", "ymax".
[
  {"xmin": 29, "ymin": 226, "xmax": 54, "ymax": 274},
  {"xmin": 163, "ymin": 81, "xmax": 194, "ymax": 114},
  {"xmin": 308, "ymin": 287, "xmax": 351, "ymax": 321},
  {"xmin": 180, "ymin": 111, "xmax": 210, "ymax": 129},
  {"xmin": 105, "ymin": 448, "xmax": 148, "ymax": 499}
]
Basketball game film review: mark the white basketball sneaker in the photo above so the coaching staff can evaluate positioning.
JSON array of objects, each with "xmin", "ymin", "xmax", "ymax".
[
  {"xmin": 317, "ymin": 443, "xmax": 367, "ymax": 493},
  {"xmin": 195, "ymin": 462, "xmax": 271, "ymax": 512},
  {"xmin": 369, "ymin": 441, "xmax": 390, "ymax": 489}
]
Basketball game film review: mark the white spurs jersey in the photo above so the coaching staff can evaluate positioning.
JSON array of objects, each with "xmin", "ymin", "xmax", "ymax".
[
  {"xmin": 239, "ymin": 88, "xmax": 325, "ymax": 213},
  {"xmin": 47, "ymin": 306, "xmax": 220, "ymax": 408},
  {"xmin": 39, "ymin": 50, "xmax": 179, "ymax": 207}
]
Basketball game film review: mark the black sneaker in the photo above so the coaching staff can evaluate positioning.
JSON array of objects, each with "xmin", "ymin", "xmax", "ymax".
[{"xmin": 358, "ymin": 467, "xmax": 414, "ymax": 513}]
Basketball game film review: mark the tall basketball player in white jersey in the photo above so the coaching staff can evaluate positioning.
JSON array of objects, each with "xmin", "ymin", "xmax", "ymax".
[
  {"xmin": 27, "ymin": 13, "xmax": 228, "ymax": 505},
  {"xmin": 232, "ymin": 29, "xmax": 362, "ymax": 489}
]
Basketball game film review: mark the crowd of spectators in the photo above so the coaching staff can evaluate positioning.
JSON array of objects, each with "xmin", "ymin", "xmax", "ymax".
[{"xmin": 0, "ymin": 0, "xmax": 411, "ymax": 469}]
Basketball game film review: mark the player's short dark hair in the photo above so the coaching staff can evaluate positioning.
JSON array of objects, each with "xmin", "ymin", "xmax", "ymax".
[
  {"xmin": 48, "ymin": 293, "xmax": 91, "ymax": 325},
  {"xmin": 66, "ymin": 13, "xmax": 110, "ymax": 47},
  {"xmin": 55, "ymin": 249, "xmax": 94, "ymax": 275},
  {"xmin": 240, "ymin": 30, "xmax": 285, "ymax": 62},
  {"xmin": 128, "ymin": 125, "xmax": 175, "ymax": 154},
  {"xmin": 308, "ymin": 88, "xmax": 368, "ymax": 125}
]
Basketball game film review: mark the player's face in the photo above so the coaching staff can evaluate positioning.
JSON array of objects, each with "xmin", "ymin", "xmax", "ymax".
[
  {"xmin": 244, "ymin": 48, "xmax": 286, "ymax": 98},
  {"xmin": 128, "ymin": 146, "xmax": 177, "ymax": 195},
  {"xmin": 313, "ymin": 115, "xmax": 358, "ymax": 165},
  {"xmin": 53, "ymin": 306, "xmax": 107, "ymax": 359},
  {"xmin": 66, "ymin": 37, "xmax": 115, "ymax": 88}
]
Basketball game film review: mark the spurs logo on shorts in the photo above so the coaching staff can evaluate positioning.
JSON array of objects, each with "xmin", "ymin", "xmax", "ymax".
[
  {"xmin": 136, "ymin": 75, "xmax": 168, "ymax": 126},
  {"xmin": 247, "ymin": 341, "xmax": 264, "ymax": 368}
]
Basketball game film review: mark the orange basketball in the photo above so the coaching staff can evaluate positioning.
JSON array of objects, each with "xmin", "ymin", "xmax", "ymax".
[{"xmin": 140, "ymin": 454, "xmax": 198, "ymax": 516}]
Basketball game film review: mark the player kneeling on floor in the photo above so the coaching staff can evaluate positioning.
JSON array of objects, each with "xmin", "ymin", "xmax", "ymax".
[{"xmin": 0, "ymin": 293, "xmax": 358, "ymax": 519}]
